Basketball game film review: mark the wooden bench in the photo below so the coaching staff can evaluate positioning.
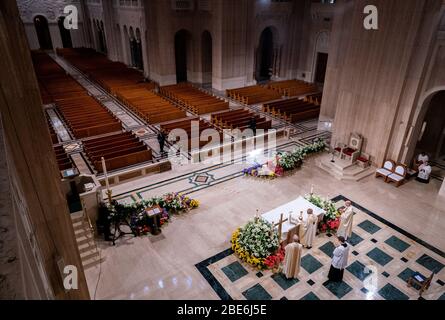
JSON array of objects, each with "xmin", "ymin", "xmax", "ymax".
[
  {"xmin": 211, "ymin": 109, "xmax": 272, "ymax": 132},
  {"xmin": 160, "ymin": 83, "xmax": 229, "ymax": 115},
  {"xmin": 83, "ymin": 132, "xmax": 153, "ymax": 172},
  {"xmin": 262, "ymin": 97, "xmax": 320, "ymax": 123},
  {"xmin": 226, "ymin": 85, "xmax": 282, "ymax": 105},
  {"xmin": 266, "ymin": 79, "xmax": 319, "ymax": 97}
]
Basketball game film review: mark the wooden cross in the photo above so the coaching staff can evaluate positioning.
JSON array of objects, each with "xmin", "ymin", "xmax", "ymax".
[{"xmin": 273, "ymin": 213, "xmax": 288, "ymax": 241}]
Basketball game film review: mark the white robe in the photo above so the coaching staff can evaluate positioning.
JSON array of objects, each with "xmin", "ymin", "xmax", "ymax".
[
  {"xmin": 282, "ymin": 242, "xmax": 302, "ymax": 279},
  {"xmin": 299, "ymin": 214, "xmax": 318, "ymax": 248},
  {"xmin": 417, "ymin": 154, "xmax": 429, "ymax": 163},
  {"xmin": 331, "ymin": 243, "xmax": 350, "ymax": 270},
  {"xmin": 417, "ymin": 164, "xmax": 431, "ymax": 180},
  {"xmin": 336, "ymin": 206, "xmax": 354, "ymax": 239}
]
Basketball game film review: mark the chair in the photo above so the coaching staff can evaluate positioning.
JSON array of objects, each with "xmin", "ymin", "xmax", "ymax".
[
  {"xmin": 375, "ymin": 160, "xmax": 396, "ymax": 180},
  {"xmin": 357, "ymin": 152, "xmax": 371, "ymax": 168},
  {"xmin": 341, "ymin": 133, "xmax": 363, "ymax": 163},
  {"xmin": 386, "ymin": 164, "xmax": 407, "ymax": 187},
  {"xmin": 407, "ymin": 272, "xmax": 434, "ymax": 297},
  {"xmin": 333, "ymin": 143, "xmax": 345, "ymax": 158}
]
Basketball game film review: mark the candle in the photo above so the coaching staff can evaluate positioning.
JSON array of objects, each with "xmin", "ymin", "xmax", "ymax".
[
  {"xmin": 310, "ymin": 185, "xmax": 314, "ymax": 194},
  {"xmin": 101, "ymin": 157, "xmax": 110, "ymax": 190}
]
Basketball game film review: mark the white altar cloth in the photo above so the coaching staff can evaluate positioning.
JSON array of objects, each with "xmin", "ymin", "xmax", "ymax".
[{"xmin": 261, "ymin": 196, "xmax": 325, "ymax": 235}]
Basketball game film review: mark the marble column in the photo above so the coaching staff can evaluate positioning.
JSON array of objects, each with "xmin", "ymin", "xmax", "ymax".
[
  {"xmin": 0, "ymin": 0, "xmax": 89, "ymax": 299},
  {"xmin": 101, "ymin": 0, "xmax": 119, "ymax": 61}
]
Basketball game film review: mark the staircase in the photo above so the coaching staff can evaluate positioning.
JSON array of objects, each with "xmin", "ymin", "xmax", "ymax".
[
  {"xmin": 317, "ymin": 154, "xmax": 375, "ymax": 182},
  {"xmin": 71, "ymin": 212, "xmax": 103, "ymax": 270}
]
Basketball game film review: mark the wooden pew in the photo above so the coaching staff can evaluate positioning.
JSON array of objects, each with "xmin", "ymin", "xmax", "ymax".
[
  {"xmin": 160, "ymin": 83, "xmax": 229, "ymax": 115},
  {"xmin": 267, "ymin": 80, "xmax": 319, "ymax": 97},
  {"xmin": 226, "ymin": 85, "xmax": 282, "ymax": 105},
  {"xmin": 83, "ymin": 132, "xmax": 153, "ymax": 172},
  {"xmin": 262, "ymin": 97, "xmax": 320, "ymax": 123}
]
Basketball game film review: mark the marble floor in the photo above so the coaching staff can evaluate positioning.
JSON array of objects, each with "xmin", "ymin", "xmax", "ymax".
[{"xmin": 84, "ymin": 148, "xmax": 445, "ymax": 300}]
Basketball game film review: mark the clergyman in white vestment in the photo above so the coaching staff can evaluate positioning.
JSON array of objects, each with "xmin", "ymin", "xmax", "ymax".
[
  {"xmin": 328, "ymin": 236, "xmax": 350, "ymax": 282},
  {"xmin": 282, "ymin": 235, "xmax": 303, "ymax": 279},
  {"xmin": 299, "ymin": 209, "xmax": 318, "ymax": 248},
  {"xmin": 336, "ymin": 201, "xmax": 354, "ymax": 240},
  {"xmin": 416, "ymin": 162, "xmax": 432, "ymax": 184}
]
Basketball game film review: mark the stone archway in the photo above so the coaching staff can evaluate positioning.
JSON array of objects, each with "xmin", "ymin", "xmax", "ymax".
[
  {"xmin": 34, "ymin": 15, "xmax": 53, "ymax": 50},
  {"xmin": 255, "ymin": 27, "xmax": 276, "ymax": 82},
  {"xmin": 58, "ymin": 16, "xmax": 72, "ymax": 48},
  {"xmin": 201, "ymin": 30, "xmax": 212, "ymax": 86},
  {"xmin": 174, "ymin": 29, "xmax": 192, "ymax": 83}
]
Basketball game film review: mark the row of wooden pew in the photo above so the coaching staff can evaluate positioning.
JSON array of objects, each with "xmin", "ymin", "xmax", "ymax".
[
  {"xmin": 211, "ymin": 109, "xmax": 272, "ymax": 132},
  {"xmin": 46, "ymin": 113, "xmax": 59, "ymax": 144},
  {"xmin": 160, "ymin": 83, "xmax": 229, "ymax": 115},
  {"xmin": 83, "ymin": 132, "xmax": 152, "ymax": 173},
  {"xmin": 226, "ymin": 85, "xmax": 282, "ymax": 105},
  {"xmin": 32, "ymin": 52, "xmax": 66, "ymax": 104},
  {"xmin": 303, "ymin": 92, "xmax": 322, "ymax": 106},
  {"xmin": 32, "ymin": 52, "xmax": 123, "ymax": 139},
  {"xmin": 116, "ymin": 86, "xmax": 186, "ymax": 124},
  {"xmin": 57, "ymin": 48, "xmax": 187, "ymax": 124},
  {"xmin": 266, "ymin": 80, "xmax": 318, "ymax": 97},
  {"xmin": 56, "ymin": 94, "xmax": 122, "ymax": 138},
  {"xmin": 160, "ymin": 117, "xmax": 221, "ymax": 150},
  {"xmin": 262, "ymin": 97, "xmax": 320, "ymax": 123},
  {"xmin": 54, "ymin": 145, "xmax": 74, "ymax": 171}
]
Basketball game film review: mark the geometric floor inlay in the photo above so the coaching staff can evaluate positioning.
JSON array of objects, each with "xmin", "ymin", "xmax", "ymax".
[{"xmin": 195, "ymin": 195, "xmax": 445, "ymax": 300}]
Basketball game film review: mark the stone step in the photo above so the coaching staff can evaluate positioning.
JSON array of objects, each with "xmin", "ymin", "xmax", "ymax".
[
  {"xmin": 80, "ymin": 248, "xmax": 99, "ymax": 262},
  {"xmin": 76, "ymin": 233, "xmax": 95, "ymax": 246},
  {"xmin": 72, "ymin": 220, "xmax": 86, "ymax": 231},
  {"xmin": 82, "ymin": 255, "xmax": 105, "ymax": 270},
  {"xmin": 78, "ymin": 241, "xmax": 97, "ymax": 254},
  {"xmin": 318, "ymin": 160, "xmax": 375, "ymax": 182},
  {"xmin": 74, "ymin": 227, "xmax": 91, "ymax": 238},
  {"xmin": 71, "ymin": 213, "xmax": 84, "ymax": 224}
]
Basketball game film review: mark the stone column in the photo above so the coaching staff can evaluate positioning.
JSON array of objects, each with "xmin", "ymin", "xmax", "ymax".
[
  {"xmin": 101, "ymin": 0, "xmax": 119, "ymax": 61},
  {"xmin": 79, "ymin": 0, "xmax": 94, "ymax": 48},
  {"xmin": 0, "ymin": 0, "xmax": 89, "ymax": 299},
  {"xmin": 439, "ymin": 179, "xmax": 445, "ymax": 197}
]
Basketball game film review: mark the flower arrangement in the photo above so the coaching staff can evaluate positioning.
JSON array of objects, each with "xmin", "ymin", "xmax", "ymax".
[
  {"xmin": 108, "ymin": 192, "xmax": 199, "ymax": 236},
  {"xmin": 243, "ymin": 139, "xmax": 326, "ymax": 178},
  {"xmin": 305, "ymin": 193, "xmax": 340, "ymax": 233},
  {"xmin": 231, "ymin": 217, "xmax": 281, "ymax": 270}
]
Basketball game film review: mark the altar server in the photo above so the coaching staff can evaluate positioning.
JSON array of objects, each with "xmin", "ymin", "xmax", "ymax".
[
  {"xmin": 282, "ymin": 235, "xmax": 303, "ymax": 279},
  {"xmin": 299, "ymin": 209, "xmax": 318, "ymax": 248},
  {"xmin": 328, "ymin": 236, "xmax": 350, "ymax": 282},
  {"xmin": 336, "ymin": 201, "xmax": 354, "ymax": 240},
  {"xmin": 416, "ymin": 161, "xmax": 432, "ymax": 184}
]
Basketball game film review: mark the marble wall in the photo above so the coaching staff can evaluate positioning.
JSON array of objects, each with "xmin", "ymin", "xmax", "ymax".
[
  {"xmin": 0, "ymin": 0, "xmax": 89, "ymax": 299},
  {"xmin": 321, "ymin": 0, "xmax": 444, "ymax": 166},
  {"xmin": 16, "ymin": 0, "xmax": 335, "ymax": 90}
]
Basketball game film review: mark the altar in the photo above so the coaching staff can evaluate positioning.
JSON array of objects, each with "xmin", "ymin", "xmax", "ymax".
[{"xmin": 262, "ymin": 196, "xmax": 325, "ymax": 240}]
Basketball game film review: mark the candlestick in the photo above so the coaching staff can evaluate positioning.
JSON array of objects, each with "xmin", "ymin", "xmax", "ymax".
[{"xmin": 101, "ymin": 157, "xmax": 110, "ymax": 190}]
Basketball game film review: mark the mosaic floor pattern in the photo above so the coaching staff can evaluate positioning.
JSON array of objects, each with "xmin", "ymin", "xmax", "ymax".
[{"xmin": 196, "ymin": 195, "xmax": 445, "ymax": 300}]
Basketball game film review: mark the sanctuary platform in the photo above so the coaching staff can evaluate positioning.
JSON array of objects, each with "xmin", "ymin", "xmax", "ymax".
[{"xmin": 317, "ymin": 154, "xmax": 375, "ymax": 182}]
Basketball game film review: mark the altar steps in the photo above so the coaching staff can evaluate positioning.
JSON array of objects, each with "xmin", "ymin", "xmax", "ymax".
[
  {"xmin": 317, "ymin": 154, "xmax": 375, "ymax": 182},
  {"xmin": 71, "ymin": 212, "xmax": 103, "ymax": 270}
]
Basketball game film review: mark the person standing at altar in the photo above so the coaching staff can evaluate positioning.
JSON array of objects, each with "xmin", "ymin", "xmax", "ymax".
[
  {"xmin": 282, "ymin": 235, "xmax": 303, "ymax": 279},
  {"xmin": 336, "ymin": 201, "xmax": 354, "ymax": 240},
  {"xmin": 299, "ymin": 209, "xmax": 318, "ymax": 249},
  {"xmin": 328, "ymin": 236, "xmax": 350, "ymax": 282}
]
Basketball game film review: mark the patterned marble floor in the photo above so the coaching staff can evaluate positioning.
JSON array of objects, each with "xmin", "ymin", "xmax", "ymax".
[{"xmin": 196, "ymin": 196, "xmax": 445, "ymax": 300}]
